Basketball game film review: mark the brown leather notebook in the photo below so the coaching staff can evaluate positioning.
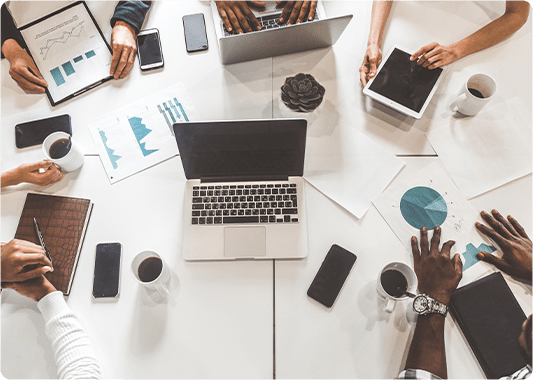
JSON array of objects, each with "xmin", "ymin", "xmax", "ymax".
[{"xmin": 14, "ymin": 192, "xmax": 93, "ymax": 295}]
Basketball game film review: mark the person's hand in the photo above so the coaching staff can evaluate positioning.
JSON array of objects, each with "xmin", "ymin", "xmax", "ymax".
[
  {"xmin": 216, "ymin": 1, "xmax": 265, "ymax": 34},
  {"xmin": 110, "ymin": 21, "xmax": 137, "ymax": 79},
  {"xmin": 1, "ymin": 239, "xmax": 53, "ymax": 283},
  {"xmin": 2, "ymin": 161, "xmax": 63, "ymax": 188},
  {"xmin": 410, "ymin": 42, "xmax": 460, "ymax": 70},
  {"xmin": 277, "ymin": 1, "xmax": 318, "ymax": 25},
  {"xmin": 1, "ymin": 39, "xmax": 48, "ymax": 94},
  {"xmin": 411, "ymin": 227, "xmax": 463, "ymax": 305},
  {"xmin": 475, "ymin": 210, "xmax": 532, "ymax": 281},
  {"xmin": 2, "ymin": 275, "xmax": 57, "ymax": 302},
  {"xmin": 359, "ymin": 43, "xmax": 382, "ymax": 87}
]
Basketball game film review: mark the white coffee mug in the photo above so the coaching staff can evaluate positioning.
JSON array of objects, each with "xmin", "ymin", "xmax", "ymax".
[
  {"xmin": 450, "ymin": 73, "xmax": 497, "ymax": 116},
  {"xmin": 130, "ymin": 250, "xmax": 170, "ymax": 296},
  {"xmin": 377, "ymin": 262, "xmax": 418, "ymax": 313},
  {"xmin": 42, "ymin": 132, "xmax": 84, "ymax": 172}
]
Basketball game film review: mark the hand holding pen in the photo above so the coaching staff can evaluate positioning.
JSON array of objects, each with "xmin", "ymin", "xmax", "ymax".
[{"xmin": 0, "ymin": 239, "xmax": 53, "ymax": 283}]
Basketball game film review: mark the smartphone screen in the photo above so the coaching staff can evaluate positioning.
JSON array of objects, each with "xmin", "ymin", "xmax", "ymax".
[
  {"xmin": 93, "ymin": 243, "xmax": 121, "ymax": 298},
  {"xmin": 183, "ymin": 13, "xmax": 208, "ymax": 52},
  {"xmin": 307, "ymin": 244, "xmax": 357, "ymax": 308},
  {"xmin": 137, "ymin": 29, "xmax": 163, "ymax": 70},
  {"xmin": 15, "ymin": 114, "xmax": 71, "ymax": 149}
]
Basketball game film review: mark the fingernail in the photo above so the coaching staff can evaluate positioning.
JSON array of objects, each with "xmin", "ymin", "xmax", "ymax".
[
  {"xmin": 279, "ymin": 17, "xmax": 284, "ymax": 22},
  {"xmin": 435, "ymin": 226, "xmax": 441, "ymax": 231},
  {"xmin": 492, "ymin": 209, "xmax": 499, "ymax": 214},
  {"xmin": 475, "ymin": 222, "xmax": 481, "ymax": 227},
  {"xmin": 480, "ymin": 211, "xmax": 487, "ymax": 216},
  {"xmin": 44, "ymin": 266, "xmax": 52, "ymax": 272},
  {"xmin": 476, "ymin": 252, "xmax": 484, "ymax": 259}
]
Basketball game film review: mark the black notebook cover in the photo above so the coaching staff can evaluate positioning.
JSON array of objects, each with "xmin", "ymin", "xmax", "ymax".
[{"xmin": 449, "ymin": 272, "xmax": 527, "ymax": 379}]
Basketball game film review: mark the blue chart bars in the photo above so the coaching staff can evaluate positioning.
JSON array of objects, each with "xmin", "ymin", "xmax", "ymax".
[
  {"xmin": 157, "ymin": 98, "xmax": 190, "ymax": 132},
  {"xmin": 50, "ymin": 67, "xmax": 66, "ymax": 87},
  {"xmin": 462, "ymin": 243, "xmax": 496, "ymax": 270},
  {"xmin": 73, "ymin": 55, "xmax": 83, "ymax": 63},
  {"xmin": 99, "ymin": 131, "xmax": 122, "ymax": 170},
  {"xmin": 85, "ymin": 50, "xmax": 96, "ymax": 59},
  {"xmin": 62, "ymin": 61, "xmax": 75, "ymax": 76},
  {"xmin": 400, "ymin": 186, "xmax": 448, "ymax": 230},
  {"xmin": 128, "ymin": 117, "xmax": 158, "ymax": 157}
]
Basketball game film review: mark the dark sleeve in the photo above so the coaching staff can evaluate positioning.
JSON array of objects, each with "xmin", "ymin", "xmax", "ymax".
[
  {"xmin": 110, "ymin": 1, "xmax": 152, "ymax": 34},
  {"xmin": 1, "ymin": 3, "xmax": 27, "ymax": 59}
]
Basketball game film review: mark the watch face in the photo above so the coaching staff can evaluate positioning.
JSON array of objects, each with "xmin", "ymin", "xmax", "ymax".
[{"xmin": 413, "ymin": 295, "xmax": 428, "ymax": 313}]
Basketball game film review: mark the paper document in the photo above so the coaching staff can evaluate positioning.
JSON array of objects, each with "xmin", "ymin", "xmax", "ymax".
[
  {"xmin": 426, "ymin": 98, "xmax": 532, "ymax": 199},
  {"xmin": 89, "ymin": 83, "xmax": 199, "ymax": 183},
  {"xmin": 373, "ymin": 163, "xmax": 495, "ymax": 285},
  {"xmin": 303, "ymin": 120, "xmax": 404, "ymax": 219},
  {"xmin": 19, "ymin": 2, "xmax": 111, "ymax": 104}
]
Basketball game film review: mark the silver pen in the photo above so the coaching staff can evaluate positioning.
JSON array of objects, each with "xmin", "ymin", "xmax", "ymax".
[{"xmin": 33, "ymin": 218, "xmax": 53, "ymax": 265}]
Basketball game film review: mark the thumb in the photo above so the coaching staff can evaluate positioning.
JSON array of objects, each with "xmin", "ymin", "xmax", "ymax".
[
  {"xmin": 477, "ymin": 251, "xmax": 509, "ymax": 272},
  {"xmin": 27, "ymin": 161, "xmax": 52, "ymax": 171}
]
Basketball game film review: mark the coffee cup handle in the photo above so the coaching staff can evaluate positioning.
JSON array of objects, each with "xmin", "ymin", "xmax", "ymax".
[
  {"xmin": 383, "ymin": 298, "xmax": 395, "ymax": 313},
  {"xmin": 450, "ymin": 93, "xmax": 467, "ymax": 112},
  {"xmin": 155, "ymin": 281, "xmax": 169, "ymax": 296}
]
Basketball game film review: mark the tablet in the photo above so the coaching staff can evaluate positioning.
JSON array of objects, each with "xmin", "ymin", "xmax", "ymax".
[{"xmin": 363, "ymin": 44, "xmax": 446, "ymax": 119}]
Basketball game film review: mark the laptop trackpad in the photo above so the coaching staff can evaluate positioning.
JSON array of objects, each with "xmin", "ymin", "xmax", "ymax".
[{"xmin": 224, "ymin": 227, "xmax": 266, "ymax": 258}]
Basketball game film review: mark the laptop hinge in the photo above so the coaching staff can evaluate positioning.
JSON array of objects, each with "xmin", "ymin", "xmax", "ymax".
[{"xmin": 201, "ymin": 174, "xmax": 289, "ymax": 183}]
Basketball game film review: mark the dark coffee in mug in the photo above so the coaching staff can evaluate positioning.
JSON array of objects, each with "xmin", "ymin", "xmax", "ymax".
[
  {"xmin": 49, "ymin": 138, "xmax": 71, "ymax": 159},
  {"xmin": 467, "ymin": 88, "xmax": 485, "ymax": 99},
  {"xmin": 138, "ymin": 257, "xmax": 163, "ymax": 282},
  {"xmin": 380, "ymin": 269, "xmax": 408, "ymax": 298}
]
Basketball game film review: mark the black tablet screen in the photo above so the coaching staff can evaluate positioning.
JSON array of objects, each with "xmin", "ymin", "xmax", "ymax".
[{"xmin": 369, "ymin": 48, "xmax": 443, "ymax": 112}]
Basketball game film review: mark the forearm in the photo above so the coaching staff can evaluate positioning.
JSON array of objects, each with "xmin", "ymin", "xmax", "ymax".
[
  {"xmin": 450, "ymin": 2, "xmax": 529, "ymax": 61},
  {"xmin": 1, "ymin": 168, "xmax": 22, "ymax": 188},
  {"xmin": 404, "ymin": 314, "xmax": 447, "ymax": 379},
  {"xmin": 111, "ymin": 1, "xmax": 152, "ymax": 34},
  {"xmin": 1, "ymin": 3, "xmax": 26, "ymax": 59},
  {"xmin": 38, "ymin": 292, "xmax": 102, "ymax": 379},
  {"xmin": 367, "ymin": 1, "xmax": 393, "ymax": 47}
]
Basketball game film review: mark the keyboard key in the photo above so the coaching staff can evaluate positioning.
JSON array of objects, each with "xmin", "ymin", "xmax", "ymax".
[
  {"xmin": 193, "ymin": 191, "xmax": 199, "ymax": 196},
  {"xmin": 224, "ymin": 216, "xmax": 260, "ymax": 223},
  {"xmin": 275, "ymin": 209, "xmax": 281, "ymax": 215},
  {"xmin": 216, "ymin": 210, "xmax": 222, "ymax": 216},
  {"xmin": 251, "ymin": 189, "xmax": 257, "ymax": 195},
  {"xmin": 208, "ymin": 186, "xmax": 214, "ymax": 190},
  {"xmin": 260, "ymin": 209, "xmax": 266, "ymax": 215},
  {"xmin": 230, "ymin": 185, "xmax": 236, "ymax": 189},
  {"xmin": 207, "ymin": 217, "xmax": 213, "ymax": 224},
  {"xmin": 276, "ymin": 195, "xmax": 283, "ymax": 201},
  {"xmin": 205, "ymin": 204, "xmax": 211, "ymax": 210},
  {"xmin": 223, "ymin": 186, "xmax": 229, "ymax": 189},
  {"xmin": 201, "ymin": 186, "xmax": 207, "ymax": 190},
  {"xmin": 192, "ymin": 211, "xmax": 200, "ymax": 217},
  {"xmin": 275, "ymin": 184, "xmax": 281, "ymax": 188},
  {"xmin": 260, "ymin": 185, "xmax": 266, "ymax": 188},
  {"xmin": 230, "ymin": 190, "xmax": 236, "ymax": 195},
  {"xmin": 267, "ymin": 184, "xmax": 274, "ymax": 188},
  {"xmin": 256, "ymin": 202, "xmax": 262, "ymax": 208},
  {"xmin": 192, "ymin": 204, "xmax": 204, "ymax": 210},
  {"xmin": 265, "ymin": 189, "xmax": 272, "ymax": 194},
  {"xmin": 223, "ymin": 210, "xmax": 230, "ymax": 216},
  {"xmin": 290, "ymin": 184, "xmax": 296, "ymax": 187},
  {"xmin": 252, "ymin": 209, "xmax": 259, "ymax": 215},
  {"xmin": 238, "ymin": 210, "xmax": 244, "ymax": 215},
  {"xmin": 207, "ymin": 191, "xmax": 213, "ymax": 196},
  {"xmin": 280, "ymin": 189, "xmax": 286, "ymax": 194},
  {"xmin": 245, "ymin": 185, "xmax": 251, "ymax": 189},
  {"xmin": 267, "ymin": 209, "xmax": 274, "ymax": 215},
  {"xmin": 203, "ymin": 197, "xmax": 210, "ymax": 203},
  {"xmin": 201, "ymin": 211, "xmax": 207, "ymax": 216},
  {"xmin": 292, "ymin": 218, "xmax": 299, "ymax": 223},
  {"xmin": 193, "ymin": 186, "xmax": 199, "ymax": 190},
  {"xmin": 254, "ymin": 196, "xmax": 260, "ymax": 202},
  {"xmin": 241, "ymin": 203, "xmax": 248, "ymax": 208},
  {"xmin": 237, "ymin": 185, "xmax": 244, "ymax": 188},
  {"xmin": 200, "ymin": 191, "xmax": 206, "ymax": 196},
  {"xmin": 227, "ymin": 203, "xmax": 233, "ymax": 209},
  {"xmin": 211, "ymin": 197, "xmax": 217, "ymax": 202},
  {"xmin": 271, "ymin": 202, "xmax": 277, "ymax": 208},
  {"xmin": 269, "ymin": 216, "xmax": 276, "ymax": 222},
  {"xmin": 287, "ymin": 188, "xmax": 296, "ymax": 194},
  {"xmin": 282, "ymin": 208, "xmax": 298, "ymax": 214},
  {"xmin": 240, "ymin": 196, "xmax": 247, "ymax": 202},
  {"xmin": 236, "ymin": 190, "xmax": 242, "ymax": 195},
  {"xmin": 208, "ymin": 210, "xmax": 215, "ymax": 216},
  {"xmin": 214, "ymin": 217, "xmax": 222, "ymax": 224},
  {"xmin": 277, "ymin": 219, "xmax": 283, "ymax": 223},
  {"xmin": 192, "ymin": 218, "xmax": 199, "ymax": 224},
  {"xmin": 234, "ymin": 203, "xmax": 240, "ymax": 209},
  {"xmin": 215, "ymin": 186, "xmax": 222, "ymax": 189},
  {"xmin": 285, "ymin": 202, "xmax": 292, "ymax": 207},
  {"xmin": 245, "ymin": 209, "xmax": 252, "ymax": 215},
  {"xmin": 258, "ymin": 189, "xmax": 264, "ymax": 195},
  {"xmin": 272, "ymin": 189, "xmax": 279, "ymax": 194},
  {"xmin": 252, "ymin": 185, "xmax": 259, "ymax": 188},
  {"xmin": 193, "ymin": 197, "xmax": 202, "ymax": 203},
  {"xmin": 244, "ymin": 190, "xmax": 250, "ymax": 195},
  {"xmin": 199, "ymin": 217, "xmax": 206, "ymax": 224},
  {"xmin": 231, "ymin": 210, "xmax": 238, "ymax": 216},
  {"xmin": 284, "ymin": 215, "xmax": 291, "ymax": 222},
  {"xmin": 218, "ymin": 197, "xmax": 224, "ymax": 202},
  {"xmin": 282, "ymin": 184, "xmax": 289, "ymax": 187},
  {"xmin": 260, "ymin": 216, "xmax": 268, "ymax": 223}
]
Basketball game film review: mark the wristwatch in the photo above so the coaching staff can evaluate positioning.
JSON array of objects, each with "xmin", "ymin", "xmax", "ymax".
[{"xmin": 412, "ymin": 294, "xmax": 448, "ymax": 316}]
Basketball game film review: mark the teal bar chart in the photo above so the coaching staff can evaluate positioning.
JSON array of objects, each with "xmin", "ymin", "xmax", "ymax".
[
  {"xmin": 62, "ymin": 61, "xmax": 75, "ymax": 76},
  {"xmin": 85, "ymin": 50, "xmax": 96, "ymax": 59},
  {"xmin": 50, "ymin": 67, "xmax": 66, "ymax": 86}
]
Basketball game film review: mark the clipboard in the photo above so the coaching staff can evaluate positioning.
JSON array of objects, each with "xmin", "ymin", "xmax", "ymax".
[{"xmin": 18, "ymin": 1, "xmax": 113, "ymax": 106}]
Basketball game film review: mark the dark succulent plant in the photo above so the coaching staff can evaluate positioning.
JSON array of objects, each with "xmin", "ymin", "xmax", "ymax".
[{"xmin": 281, "ymin": 73, "xmax": 325, "ymax": 112}]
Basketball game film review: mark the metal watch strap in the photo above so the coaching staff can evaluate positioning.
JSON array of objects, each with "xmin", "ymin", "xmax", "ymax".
[{"xmin": 427, "ymin": 296, "xmax": 448, "ymax": 317}]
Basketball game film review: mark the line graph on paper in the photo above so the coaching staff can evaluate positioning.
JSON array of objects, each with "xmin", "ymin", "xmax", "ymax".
[{"xmin": 39, "ymin": 20, "xmax": 85, "ymax": 61}]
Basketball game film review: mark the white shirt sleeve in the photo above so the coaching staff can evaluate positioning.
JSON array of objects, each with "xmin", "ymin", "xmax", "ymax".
[{"xmin": 37, "ymin": 291, "xmax": 102, "ymax": 379}]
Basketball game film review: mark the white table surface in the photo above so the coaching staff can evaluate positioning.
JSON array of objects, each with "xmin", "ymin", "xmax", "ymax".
[{"xmin": 1, "ymin": 1, "xmax": 532, "ymax": 379}]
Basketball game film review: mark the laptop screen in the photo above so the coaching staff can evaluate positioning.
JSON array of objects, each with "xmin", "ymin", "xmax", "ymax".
[{"xmin": 173, "ymin": 119, "xmax": 307, "ymax": 180}]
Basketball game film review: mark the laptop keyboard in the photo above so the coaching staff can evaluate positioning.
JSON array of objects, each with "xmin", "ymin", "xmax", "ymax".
[
  {"xmin": 223, "ymin": 13, "xmax": 319, "ymax": 36},
  {"xmin": 191, "ymin": 182, "xmax": 299, "ymax": 225}
]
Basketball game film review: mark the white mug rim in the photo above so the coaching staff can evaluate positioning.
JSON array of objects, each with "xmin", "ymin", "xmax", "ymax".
[
  {"xmin": 131, "ymin": 250, "xmax": 166, "ymax": 285},
  {"xmin": 464, "ymin": 73, "xmax": 497, "ymax": 101},
  {"xmin": 378, "ymin": 262, "xmax": 417, "ymax": 301},
  {"xmin": 42, "ymin": 131, "xmax": 72, "ymax": 160}
]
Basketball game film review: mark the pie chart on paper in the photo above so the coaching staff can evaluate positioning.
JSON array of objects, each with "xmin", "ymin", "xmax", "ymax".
[{"xmin": 400, "ymin": 186, "xmax": 448, "ymax": 230}]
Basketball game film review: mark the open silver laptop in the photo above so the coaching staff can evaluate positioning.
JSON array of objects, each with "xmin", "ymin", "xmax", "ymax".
[
  {"xmin": 210, "ymin": 1, "xmax": 353, "ymax": 64},
  {"xmin": 173, "ymin": 119, "xmax": 309, "ymax": 261}
]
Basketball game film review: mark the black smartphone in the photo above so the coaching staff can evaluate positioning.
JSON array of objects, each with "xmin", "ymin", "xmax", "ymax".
[
  {"xmin": 307, "ymin": 244, "xmax": 357, "ymax": 308},
  {"xmin": 15, "ymin": 114, "xmax": 72, "ymax": 149},
  {"xmin": 182, "ymin": 13, "xmax": 208, "ymax": 53},
  {"xmin": 136, "ymin": 28, "xmax": 164, "ymax": 71},
  {"xmin": 92, "ymin": 243, "xmax": 121, "ymax": 298}
]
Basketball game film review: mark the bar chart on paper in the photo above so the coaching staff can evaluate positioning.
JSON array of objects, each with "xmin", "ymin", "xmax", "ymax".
[{"xmin": 89, "ymin": 83, "xmax": 199, "ymax": 183}]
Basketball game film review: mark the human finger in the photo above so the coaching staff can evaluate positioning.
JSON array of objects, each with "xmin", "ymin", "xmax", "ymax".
[
  {"xmin": 26, "ymin": 62, "xmax": 48, "ymax": 87},
  {"xmin": 110, "ymin": 46, "xmax": 122, "ymax": 77},
  {"xmin": 19, "ymin": 66, "xmax": 48, "ymax": 88},
  {"xmin": 411, "ymin": 42, "xmax": 436, "ymax": 62},
  {"xmin": 420, "ymin": 227, "xmax": 429, "ymax": 256},
  {"xmin": 20, "ymin": 252, "xmax": 53, "ymax": 268},
  {"xmin": 225, "ymin": 7, "xmax": 243, "ymax": 34},
  {"xmin": 481, "ymin": 210, "xmax": 514, "ymax": 240},
  {"xmin": 452, "ymin": 253, "xmax": 463, "ymax": 277},
  {"xmin": 508, "ymin": 215, "xmax": 530, "ymax": 240},
  {"xmin": 287, "ymin": 1, "xmax": 303, "ymax": 25},
  {"xmin": 19, "ymin": 266, "xmax": 53, "ymax": 281},
  {"xmin": 296, "ymin": 1, "xmax": 309, "ymax": 24},
  {"xmin": 280, "ymin": 1, "xmax": 295, "ymax": 23},
  {"xmin": 421, "ymin": 50, "xmax": 442, "ymax": 68},
  {"xmin": 475, "ymin": 221, "xmax": 508, "ymax": 248},
  {"xmin": 218, "ymin": 5, "xmax": 233, "ymax": 32},
  {"xmin": 248, "ymin": 1, "xmax": 266, "ymax": 8},
  {"xmin": 359, "ymin": 64, "xmax": 369, "ymax": 87},
  {"xmin": 476, "ymin": 251, "xmax": 510, "ymax": 273},
  {"xmin": 238, "ymin": 2, "xmax": 261, "ymax": 30},
  {"xmin": 441, "ymin": 240, "xmax": 456, "ymax": 262},
  {"xmin": 114, "ymin": 47, "xmax": 130, "ymax": 79},
  {"xmin": 411, "ymin": 235, "xmax": 421, "ymax": 268},
  {"xmin": 119, "ymin": 49, "xmax": 136, "ymax": 79},
  {"xmin": 308, "ymin": 1, "xmax": 317, "ymax": 20},
  {"xmin": 491, "ymin": 209, "xmax": 519, "ymax": 237},
  {"xmin": 12, "ymin": 239, "xmax": 45, "ymax": 252},
  {"xmin": 430, "ymin": 226, "xmax": 441, "ymax": 255},
  {"xmin": 27, "ymin": 161, "xmax": 53, "ymax": 172},
  {"xmin": 10, "ymin": 70, "xmax": 47, "ymax": 94}
]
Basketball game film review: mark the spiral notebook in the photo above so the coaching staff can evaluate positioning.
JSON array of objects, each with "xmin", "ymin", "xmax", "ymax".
[{"xmin": 14, "ymin": 193, "xmax": 93, "ymax": 295}]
